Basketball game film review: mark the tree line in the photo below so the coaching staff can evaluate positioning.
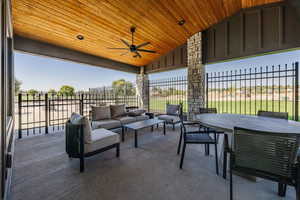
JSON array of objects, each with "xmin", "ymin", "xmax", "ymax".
[{"xmin": 15, "ymin": 78, "xmax": 135, "ymax": 97}]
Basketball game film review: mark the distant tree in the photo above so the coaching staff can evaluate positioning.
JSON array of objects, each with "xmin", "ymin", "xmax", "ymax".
[
  {"xmin": 48, "ymin": 89, "xmax": 57, "ymax": 96},
  {"xmin": 27, "ymin": 89, "xmax": 38, "ymax": 96},
  {"xmin": 15, "ymin": 79, "xmax": 22, "ymax": 94},
  {"xmin": 112, "ymin": 79, "xmax": 135, "ymax": 96},
  {"xmin": 59, "ymin": 85, "xmax": 75, "ymax": 96}
]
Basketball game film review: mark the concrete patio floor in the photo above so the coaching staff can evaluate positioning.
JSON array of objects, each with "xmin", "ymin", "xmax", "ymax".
[{"xmin": 11, "ymin": 125, "xmax": 296, "ymax": 200}]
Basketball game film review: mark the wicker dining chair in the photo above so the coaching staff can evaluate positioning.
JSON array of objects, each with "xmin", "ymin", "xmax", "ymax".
[
  {"xmin": 229, "ymin": 127, "xmax": 300, "ymax": 200},
  {"xmin": 257, "ymin": 110, "xmax": 289, "ymax": 196},
  {"xmin": 257, "ymin": 110, "xmax": 288, "ymax": 120}
]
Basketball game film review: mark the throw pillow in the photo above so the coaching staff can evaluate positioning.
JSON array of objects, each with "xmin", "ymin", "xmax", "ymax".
[
  {"xmin": 110, "ymin": 104, "xmax": 126, "ymax": 118},
  {"xmin": 128, "ymin": 109, "xmax": 146, "ymax": 116},
  {"xmin": 91, "ymin": 106, "xmax": 111, "ymax": 120}
]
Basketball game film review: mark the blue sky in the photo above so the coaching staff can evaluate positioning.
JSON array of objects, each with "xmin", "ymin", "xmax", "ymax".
[{"xmin": 15, "ymin": 49, "xmax": 300, "ymax": 91}]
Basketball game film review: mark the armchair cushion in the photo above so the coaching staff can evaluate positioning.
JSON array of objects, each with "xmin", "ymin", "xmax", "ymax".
[
  {"xmin": 110, "ymin": 104, "xmax": 126, "ymax": 118},
  {"xmin": 70, "ymin": 113, "xmax": 92, "ymax": 143},
  {"xmin": 158, "ymin": 114, "xmax": 180, "ymax": 123},
  {"xmin": 91, "ymin": 119, "xmax": 121, "ymax": 130},
  {"xmin": 85, "ymin": 128, "xmax": 120, "ymax": 153},
  {"xmin": 91, "ymin": 106, "xmax": 111, "ymax": 120},
  {"xmin": 166, "ymin": 104, "xmax": 181, "ymax": 116}
]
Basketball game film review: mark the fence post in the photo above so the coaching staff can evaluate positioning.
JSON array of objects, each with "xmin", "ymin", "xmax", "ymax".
[
  {"xmin": 80, "ymin": 93, "xmax": 84, "ymax": 115},
  {"xmin": 295, "ymin": 62, "xmax": 299, "ymax": 121},
  {"xmin": 147, "ymin": 79, "xmax": 150, "ymax": 112},
  {"xmin": 45, "ymin": 93, "xmax": 49, "ymax": 134},
  {"xmin": 18, "ymin": 93, "xmax": 22, "ymax": 139},
  {"xmin": 206, "ymin": 73, "xmax": 209, "ymax": 108}
]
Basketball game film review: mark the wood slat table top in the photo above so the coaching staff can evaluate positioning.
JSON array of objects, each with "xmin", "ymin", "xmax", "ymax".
[{"xmin": 195, "ymin": 113, "xmax": 300, "ymax": 135}]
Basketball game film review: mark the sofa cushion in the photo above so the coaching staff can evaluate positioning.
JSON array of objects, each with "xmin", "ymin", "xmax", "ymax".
[
  {"xmin": 91, "ymin": 119, "xmax": 121, "ymax": 130},
  {"xmin": 114, "ymin": 116, "xmax": 136, "ymax": 125},
  {"xmin": 85, "ymin": 128, "xmax": 120, "ymax": 153},
  {"xmin": 135, "ymin": 115, "xmax": 149, "ymax": 121},
  {"xmin": 91, "ymin": 106, "xmax": 111, "ymax": 120},
  {"xmin": 110, "ymin": 104, "xmax": 126, "ymax": 118},
  {"xmin": 158, "ymin": 114, "xmax": 180, "ymax": 123},
  {"xmin": 70, "ymin": 113, "xmax": 92, "ymax": 143},
  {"xmin": 128, "ymin": 109, "xmax": 146, "ymax": 116},
  {"xmin": 166, "ymin": 104, "xmax": 181, "ymax": 116}
]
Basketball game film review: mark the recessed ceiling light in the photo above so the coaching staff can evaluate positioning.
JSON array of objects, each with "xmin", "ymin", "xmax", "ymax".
[
  {"xmin": 178, "ymin": 19, "xmax": 186, "ymax": 26},
  {"xmin": 76, "ymin": 35, "xmax": 84, "ymax": 40}
]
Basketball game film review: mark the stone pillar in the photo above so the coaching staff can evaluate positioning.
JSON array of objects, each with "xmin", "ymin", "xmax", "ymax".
[
  {"xmin": 187, "ymin": 32, "xmax": 205, "ymax": 120},
  {"xmin": 136, "ymin": 66, "xmax": 149, "ymax": 111}
]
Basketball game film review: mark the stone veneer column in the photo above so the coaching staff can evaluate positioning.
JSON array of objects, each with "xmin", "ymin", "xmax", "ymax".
[
  {"xmin": 136, "ymin": 66, "xmax": 149, "ymax": 111},
  {"xmin": 187, "ymin": 32, "xmax": 205, "ymax": 120}
]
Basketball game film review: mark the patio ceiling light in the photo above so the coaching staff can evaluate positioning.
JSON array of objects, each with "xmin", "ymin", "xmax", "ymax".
[
  {"xmin": 76, "ymin": 35, "xmax": 84, "ymax": 40},
  {"xmin": 178, "ymin": 19, "xmax": 185, "ymax": 26}
]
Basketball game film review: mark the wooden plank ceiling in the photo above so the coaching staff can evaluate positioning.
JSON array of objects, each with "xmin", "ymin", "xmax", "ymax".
[{"xmin": 12, "ymin": 0, "xmax": 282, "ymax": 67}]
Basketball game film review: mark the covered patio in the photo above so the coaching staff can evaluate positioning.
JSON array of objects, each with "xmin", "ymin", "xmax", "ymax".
[
  {"xmin": 1, "ymin": 0, "xmax": 300, "ymax": 200},
  {"xmin": 11, "ymin": 127, "xmax": 296, "ymax": 200}
]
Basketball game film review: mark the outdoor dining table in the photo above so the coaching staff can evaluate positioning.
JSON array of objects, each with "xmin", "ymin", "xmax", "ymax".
[{"xmin": 195, "ymin": 113, "xmax": 300, "ymax": 179}]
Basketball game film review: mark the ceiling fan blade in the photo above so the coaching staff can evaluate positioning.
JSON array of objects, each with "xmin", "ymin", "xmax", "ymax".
[
  {"xmin": 120, "ymin": 39, "xmax": 131, "ymax": 47},
  {"xmin": 120, "ymin": 51, "xmax": 129, "ymax": 56},
  {"xmin": 107, "ymin": 47, "xmax": 128, "ymax": 50},
  {"xmin": 137, "ymin": 49, "xmax": 156, "ymax": 53},
  {"xmin": 134, "ymin": 52, "xmax": 142, "ymax": 58},
  {"xmin": 136, "ymin": 42, "xmax": 150, "ymax": 49}
]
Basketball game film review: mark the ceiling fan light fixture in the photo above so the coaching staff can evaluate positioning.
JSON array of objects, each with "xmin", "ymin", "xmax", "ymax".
[
  {"xmin": 178, "ymin": 19, "xmax": 185, "ymax": 26},
  {"xmin": 107, "ymin": 26, "xmax": 156, "ymax": 58},
  {"xmin": 76, "ymin": 35, "xmax": 84, "ymax": 40},
  {"xmin": 130, "ymin": 26, "xmax": 136, "ymax": 33}
]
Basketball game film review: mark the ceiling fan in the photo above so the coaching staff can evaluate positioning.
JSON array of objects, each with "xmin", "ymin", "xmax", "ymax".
[{"xmin": 107, "ymin": 26, "xmax": 156, "ymax": 58}]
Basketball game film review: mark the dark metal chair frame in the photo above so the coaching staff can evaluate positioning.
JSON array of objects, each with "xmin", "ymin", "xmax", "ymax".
[
  {"xmin": 178, "ymin": 116, "xmax": 220, "ymax": 175},
  {"xmin": 229, "ymin": 127, "xmax": 300, "ymax": 200},
  {"xmin": 65, "ymin": 121, "xmax": 120, "ymax": 172}
]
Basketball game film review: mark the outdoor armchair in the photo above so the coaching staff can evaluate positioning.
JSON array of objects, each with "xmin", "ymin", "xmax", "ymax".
[
  {"xmin": 157, "ymin": 104, "xmax": 182, "ymax": 130},
  {"xmin": 66, "ymin": 113, "xmax": 120, "ymax": 172}
]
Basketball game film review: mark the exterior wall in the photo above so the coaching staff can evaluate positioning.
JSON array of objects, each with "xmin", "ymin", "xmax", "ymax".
[
  {"xmin": 187, "ymin": 32, "xmax": 205, "ymax": 120},
  {"xmin": 145, "ymin": 43, "xmax": 187, "ymax": 74},
  {"xmin": 203, "ymin": 2, "xmax": 300, "ymax": 64},
  {"xmin": 136, "ymin": 67, "xmax": 149, "ymax": 111}
]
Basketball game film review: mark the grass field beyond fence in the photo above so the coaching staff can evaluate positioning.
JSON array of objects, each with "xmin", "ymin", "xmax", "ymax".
[{"xmin": 149, "ymin": 99, "xmax": 298, "ymax": 120}]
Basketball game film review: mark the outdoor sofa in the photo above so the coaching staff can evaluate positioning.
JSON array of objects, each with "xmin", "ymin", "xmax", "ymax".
[{"xmin": 90, "ymin": 104, "xmax": 149, "ymax": 141}]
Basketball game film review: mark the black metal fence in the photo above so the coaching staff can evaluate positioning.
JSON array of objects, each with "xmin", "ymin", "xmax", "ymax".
[
  {"xmin": 17, "ymin": 62, "xmax": 300, "ymax": 138},
  {"xmin": 149, "ymin": 76, "xmax": 188, "ymax": 113},
  {"xmin": 206, "ymin": 62, "xmax": 299, "ymax": 120},
  {"xmin": 17, "ymin": 87, "xmax": 138, "ymax": 138}
]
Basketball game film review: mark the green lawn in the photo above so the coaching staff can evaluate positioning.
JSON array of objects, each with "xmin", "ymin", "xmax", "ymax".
[
  {"xmin": 149, "ymin": 98, "xmax": 188, "ymax": 113},
  {"xmin": 149, "ymin": 99, "xmax": 298, "ymax": 120}
]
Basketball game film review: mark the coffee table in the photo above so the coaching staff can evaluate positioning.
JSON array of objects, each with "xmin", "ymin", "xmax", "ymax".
[{"xmin": 123, "ymin": 119, "xmax": 166, "ymax": 148}]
